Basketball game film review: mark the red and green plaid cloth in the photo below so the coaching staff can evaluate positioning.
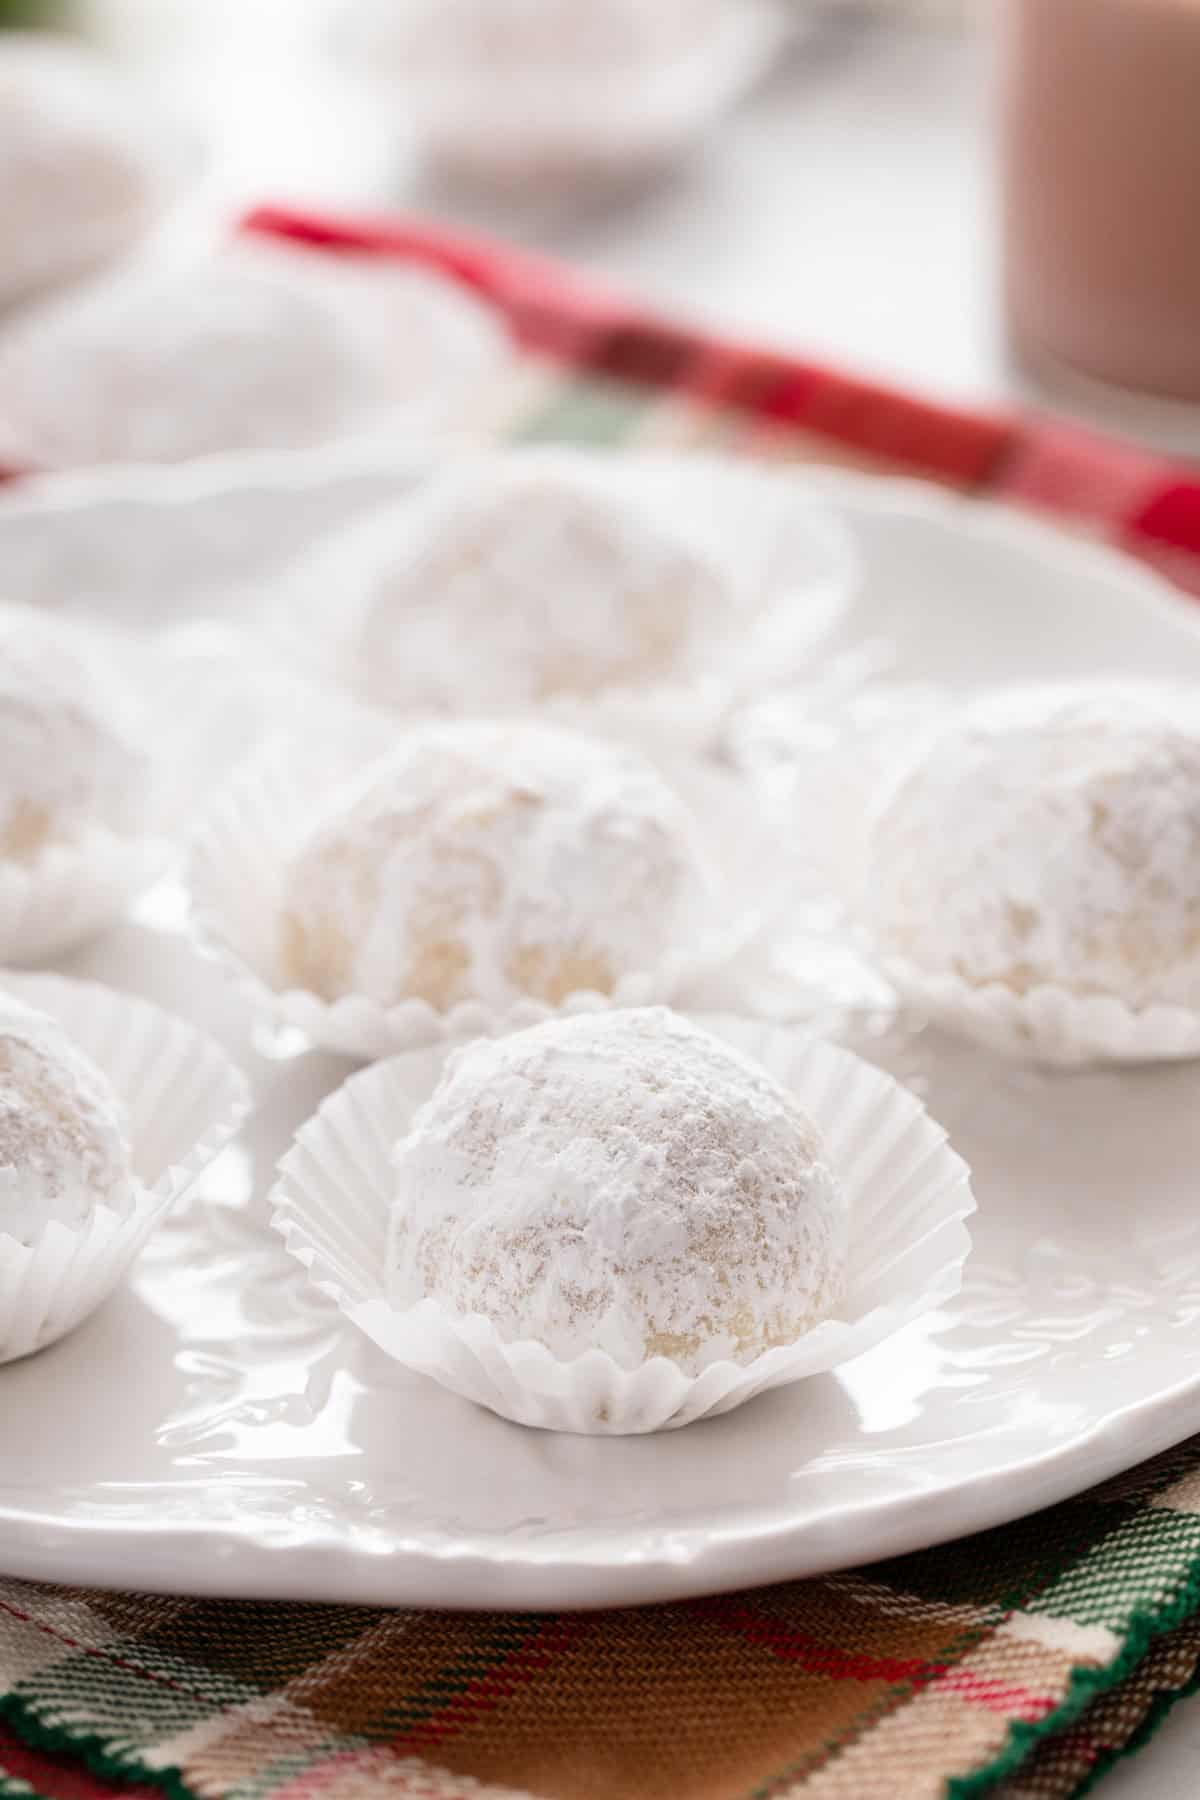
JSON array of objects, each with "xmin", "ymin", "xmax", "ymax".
[{"xmin": 5, "ymin": 205, "xmax": 1200, "ymax": 1800}]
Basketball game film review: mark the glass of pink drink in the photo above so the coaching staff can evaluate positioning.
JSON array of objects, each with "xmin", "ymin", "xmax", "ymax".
[{"xmin": 1000, "ymin": 0, "xmax": 1200, "ymax": 404}]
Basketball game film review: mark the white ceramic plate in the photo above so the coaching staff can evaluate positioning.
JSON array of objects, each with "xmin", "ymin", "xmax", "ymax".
[
  {"xmin": 4, "ymin": 460, "xmax": 1200, "ymax": 1610},
  {"xmin": 0, "ymin": 436, "xmax": 430, "ymax": 626}
]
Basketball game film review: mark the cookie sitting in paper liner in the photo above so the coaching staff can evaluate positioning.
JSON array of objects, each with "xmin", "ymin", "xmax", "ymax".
[
  {"xmin": 270, "ymin": 1006, "xmax": 974, "ymax": 1434},
  {"xmin": 189, "ymin": 706, "xmax": 783, "ymax": 1061},
  {"xmin": 0, "ymin": 242, "xmax": 510, "ymax": 471},
  {"xmin": 334, "ymin": 0, "xmax": 789, "ymax": 192},
  {"xmin": 0, "ymin": 602, "xmax": 168, "ymax": 964},
  {"xmin": 0, "ymin": 601, "xmax": 359, "ymax": 964},
  {"xmin": 278, "ymin": 448, "xmax": 857, "ymax": 750},
  {"xmin": 866, "ymin": 681, "xmax": 1200, "ymax": 1065},
  {"xmin": 0, "ymin": 974, "xmax": 248, "ymax": 1365}
]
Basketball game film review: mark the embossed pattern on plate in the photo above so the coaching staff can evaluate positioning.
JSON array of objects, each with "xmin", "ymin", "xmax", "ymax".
[{"xmin": 2, "ymin": 462, "xmax": 1200, "ymax": 1608}]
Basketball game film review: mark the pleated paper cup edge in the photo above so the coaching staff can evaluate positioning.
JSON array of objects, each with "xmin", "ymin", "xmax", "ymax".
[
  {"xmin": 884, "ymin": 957, "xmax": 1200, "ymax": 1067},
  {"xmin": 0, "ymin": 972, "xmax": 250, "ymax": 1359}
]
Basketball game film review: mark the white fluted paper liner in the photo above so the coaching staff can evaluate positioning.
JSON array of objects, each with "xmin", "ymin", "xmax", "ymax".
[
  {"xmin": 882, "ymin": 959, "xmax": 1200, "ymax": 1068},
  {"xmin": 188, "ymin": 710, "xmax": 788, "ymax": 1061},
  {"xmin": 273, "ymin": 448, "xmax": 858, "ymax": 754},
  {"xmin": 729, "ymin": 669, "xmax": 952, "ymax": 909},
  {"xmin": 0, "ymin": 971, "xmax": 250, "ymax": 1363},
  {"xmin": 0, "ymin": 614, "xmax": 176, "ymax": 964},
  {"xmin": 336, "ymin": 1, "xmax": 790, "ymax": 191},
  {"xmin": 270, "ymin": 1014, "xmax": 975, "ymax": 1433}
]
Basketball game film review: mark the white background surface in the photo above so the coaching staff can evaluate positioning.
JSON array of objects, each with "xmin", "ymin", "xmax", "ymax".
[{"xmin": 54, "ymin": 3, "xmax": 1200, "ymax": 1790}]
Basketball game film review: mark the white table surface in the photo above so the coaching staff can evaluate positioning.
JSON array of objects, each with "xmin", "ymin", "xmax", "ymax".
[{"xmin": 62, "ymin": 5, "xmax": 1200, "ymax": 1792}]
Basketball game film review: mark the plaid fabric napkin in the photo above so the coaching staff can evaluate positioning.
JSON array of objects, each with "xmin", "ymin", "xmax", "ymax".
[
  {"xmin": 3, "ymin": 204, "xmax": 1200, "ymax": 1800},
  {"xmin": 6, "ymin": 1437, "xmax": 1200, "ymax": 1800}
]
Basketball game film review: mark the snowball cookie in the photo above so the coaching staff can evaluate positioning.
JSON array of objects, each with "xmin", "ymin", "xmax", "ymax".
[
  {"xmin": 0, "ymin": 36, "xmax": 167, "ymax": 309},
  {"xmin": 395, "ymin": 0, "xmax": 723, "ymax": 74},
  {"xmin": 347, "ymin": 0, "xmax": 735, "ymax": 191},
  {"xmin": 870, "ymin": 682, "xmax": 1200, "ymax": 1008},
  {"xmin": 388, "ymin": 1007, "xmax": 848, "ymax": 1373},
  {"xmin": 278, "ymin": 721, "xmax": 707, "ymax": 1012},
  {"xmin": 0, "ymin": 245, "xmax": 501, "ymax": 469},
  {"xmin": 0, "ymin": 604, "xmax": 149, "ymax": 864},
  {"xmin": 346, "ymin": 453, "xmax": 734, "ymax": 712},
  {"xmin": 0, "ymin": 995, "xmax": 135, "ymax": 1245}
]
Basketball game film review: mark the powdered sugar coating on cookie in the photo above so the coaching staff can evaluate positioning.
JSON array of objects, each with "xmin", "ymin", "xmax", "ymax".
[
  {"xmin": 870, "ymin": 682, "xmax": 1200, "ymax": 1009},
  {"xmin": 0, "ymin": 605, "xmax": 148, "ymax": 864},
  {"xmin": 387, "ymin": 1007, "xmax": 847, "ymax": 1374},
  {"xmin": 278, "ymin": 721, "xmax": 708, "ymax": 1011},
  {"xmin": 0, "ymin": 247, "xmax": 504, "ymax": 469},
  {"xmin": 342, "ymin": 453, "xmax": 734, "ymax": 712},
  {"xmin": 0, "ymin": 996, "xmax": 136, "ymax": 1245}
]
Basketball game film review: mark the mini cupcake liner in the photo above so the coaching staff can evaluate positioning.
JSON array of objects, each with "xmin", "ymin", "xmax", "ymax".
[
  {"xmin": 0, "ymin": 970, "xmax": 250, "ymax": 1364},
  {"xmin": 0, "ymin": 615, "xmax": 177, "ymax": 965},
  {"xmin": 718, "ymin": 674, "xmax": 957, "ymax": 1024},
  {"xmin": 336, "ymin": 0, "xmax": 790, "ymax": 191},
  {"xmin": 270, "ymin": 1013, "xmax": 975, "ymax": 1434},
  {"xmin": 188, "ymin": 710, "xmax": 789, "ymax": 1061},
  {"xmin": 272, "ymin": 448, "xmax": 858, "ymax": 755},
  {"xmin": 881, "ymin": 959, "xmax": 1200, "ymax": 1068},
  {"xmin": 141, "ymin": 623, "xmax": 381, "ymax": 817}
]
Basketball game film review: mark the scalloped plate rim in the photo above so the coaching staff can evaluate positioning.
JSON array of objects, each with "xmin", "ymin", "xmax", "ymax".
[{"xmin": 3, "ymin": 461, "xmax": 1200, "ymax": 1608}]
